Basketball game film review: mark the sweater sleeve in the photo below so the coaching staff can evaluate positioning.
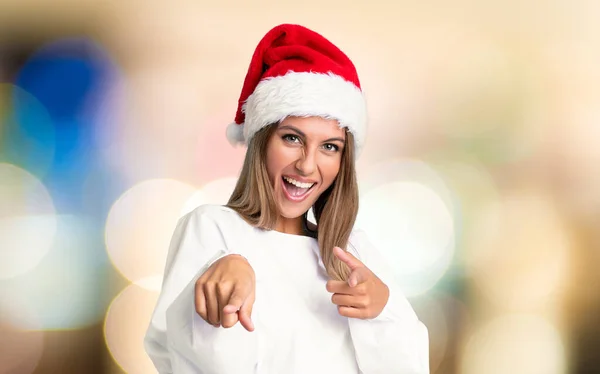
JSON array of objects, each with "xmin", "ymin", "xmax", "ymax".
[
  {"xmin": 144, "ymin": 207, "xmax": 259, "ymax": 374},
  {"xmin": 346, "ymin": 230, "xmax": 430, "ymax": 374}
]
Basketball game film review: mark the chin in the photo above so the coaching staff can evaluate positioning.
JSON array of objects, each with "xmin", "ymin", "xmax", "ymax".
[{"xmin": 278, "ymin": 202, "xmax": 311, "ymax": 219}]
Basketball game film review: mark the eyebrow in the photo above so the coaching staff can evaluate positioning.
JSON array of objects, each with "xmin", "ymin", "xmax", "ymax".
[{"xmin": 279, "ymin": 125, "xmax": 345, "ymax": 144}]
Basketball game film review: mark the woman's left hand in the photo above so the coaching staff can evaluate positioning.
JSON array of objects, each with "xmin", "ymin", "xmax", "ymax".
[{"xmin": 326, "ymin": 246, "xmax": 390, "ymax": 319}]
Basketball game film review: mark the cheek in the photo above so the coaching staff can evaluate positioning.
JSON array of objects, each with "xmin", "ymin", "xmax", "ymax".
[
  {"xmin": 266, "ymin": 146, "xmax": 298, "ymax": 175},
  {"xmin": 265, "ymin": 156, "xmax": 279, "ymax": 183},
  {"xmin": 321, "ymin": 159, "xmax": 342, "ymax": 187},
  {"xmin": 265, "ymin": 149, "xmax": 288, "ymax": 182}
]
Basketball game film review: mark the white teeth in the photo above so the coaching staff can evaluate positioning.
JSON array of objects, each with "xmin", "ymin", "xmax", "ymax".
[{"xmin": 284, "ymin": 176, "xmax": 315, "ymax": 189}]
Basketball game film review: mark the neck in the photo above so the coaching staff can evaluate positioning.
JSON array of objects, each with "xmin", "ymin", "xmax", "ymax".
[{"xmin": 274, "ymin": 216, "xmax": 305, "ymax": 235}]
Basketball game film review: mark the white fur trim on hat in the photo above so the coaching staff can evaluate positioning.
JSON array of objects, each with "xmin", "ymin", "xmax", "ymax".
[
  {"xmin": 226, "ymin": 71, "xmax": 367, "ymax": 154},
  {"xmin": 226, "ymin": 121, "xmax": 245, "ymax": 146}
]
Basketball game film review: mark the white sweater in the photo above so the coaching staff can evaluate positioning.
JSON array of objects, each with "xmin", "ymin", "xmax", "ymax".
[{"xmin": 144, "ymin": 205, "xmax": 429, "ymax": 374}]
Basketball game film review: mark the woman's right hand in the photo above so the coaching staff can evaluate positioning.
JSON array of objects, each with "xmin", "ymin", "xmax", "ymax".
[{"xmin": 194, "ymin": 254, "xmax": 256, "ymax": 331}]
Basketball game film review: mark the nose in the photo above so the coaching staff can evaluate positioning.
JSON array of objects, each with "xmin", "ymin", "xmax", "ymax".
[{"xmin": 295, "ymin": 146, "xmax": 316, "ymax": 176}]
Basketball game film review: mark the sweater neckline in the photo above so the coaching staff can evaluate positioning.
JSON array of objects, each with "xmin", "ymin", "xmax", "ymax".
[
  {"xmin": 264, "ymin": 227, "xmax": 318, "ymax": 242},
  {"xmin": 219, "ymin": 205, "xmax": 318, "ymax": 242}
]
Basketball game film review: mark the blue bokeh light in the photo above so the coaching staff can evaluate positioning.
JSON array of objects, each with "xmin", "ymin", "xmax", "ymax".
[{"xmin": 11, "ymin": 38, "xmax": 120, "ymax": 213}]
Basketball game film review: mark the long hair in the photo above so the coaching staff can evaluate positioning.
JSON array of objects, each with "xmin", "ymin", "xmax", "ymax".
[{"xmin": 227, "ymin": 123, "xmax": 359, "ymax": 281}]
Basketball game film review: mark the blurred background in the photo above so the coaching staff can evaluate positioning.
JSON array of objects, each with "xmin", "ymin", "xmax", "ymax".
[{"xmin": 1, "ymin": 0, "xmax": 599, "ymax": 373}]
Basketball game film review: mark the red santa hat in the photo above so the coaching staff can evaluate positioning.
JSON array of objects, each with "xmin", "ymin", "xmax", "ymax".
[{"xmin": 226, "ymin": 24, "xmax": 367, "ymax": 155}]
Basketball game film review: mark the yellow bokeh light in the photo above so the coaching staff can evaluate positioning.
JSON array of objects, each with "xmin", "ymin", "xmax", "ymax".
[
  {"xmin": 105, "ymin": 179, "xmax": 197, "ymax": 282},
  {"xmin": 104, "ymin": 283, "xmax": 159, "ymax": 374},
  {"xmin": 465, "ymin": 189, "xmax": 571, "ymax": 311},
  {"xmin": 461, "ymin": 314, "xmax": 566, "ymax": 374},
  {"xmin": 134, "ymin": 275, "xmax": 164, "ymax": 293},
  {"xmin": 0, "ymin": 163, "xmax": 57, "ymax": 279}
]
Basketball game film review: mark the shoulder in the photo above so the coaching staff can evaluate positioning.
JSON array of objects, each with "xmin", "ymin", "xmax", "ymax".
[
  {"xmin": 348, "ymin": 227, "xmax": 369, "ymax": 244},
  {"xmin": 175, "ymin": 204, "xmax": 251, "ymax": 240},
  {"xmin": 186, "ymin": 204, "xmax": 238, "ymax": 219},
  {"xmin": 186, "ymin": 204, "xmax": 241, "ymax": 222}
]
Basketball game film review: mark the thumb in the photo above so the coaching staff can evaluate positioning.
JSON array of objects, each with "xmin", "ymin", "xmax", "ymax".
[
  {"xmin": 223, "ymin": 293, "xmax": 245, "ymax": 314},
  {"xmin": 333, "ymin": 246, "xmax": 363, "ymax": 271},
  {"xmin": 223, "ymin": 280, "xmax": 254, "ymax": 313}
]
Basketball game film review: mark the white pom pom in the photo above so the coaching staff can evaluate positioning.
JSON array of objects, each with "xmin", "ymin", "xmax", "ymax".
[{"xmin": 226, "ymin": 122, "xmax": 245, "ymax": 146}]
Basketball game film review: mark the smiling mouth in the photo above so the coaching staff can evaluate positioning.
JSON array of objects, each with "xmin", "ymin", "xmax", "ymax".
[{"xmin": 281, "ymin": 176, "xmax": 317, "ymax": 202}]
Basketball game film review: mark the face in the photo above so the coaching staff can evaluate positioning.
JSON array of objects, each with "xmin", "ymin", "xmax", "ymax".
[{"xmin": 265, "ymin": 116, "xmax": 346, "ymax": 221}]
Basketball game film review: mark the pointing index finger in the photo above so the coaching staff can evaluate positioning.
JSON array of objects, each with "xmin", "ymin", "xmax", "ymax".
[{"xmin": 333, "ymin": 246, "xmax": 363, "ymax": 270}]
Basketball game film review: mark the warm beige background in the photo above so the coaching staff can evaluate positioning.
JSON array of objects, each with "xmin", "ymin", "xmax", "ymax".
[{"xmin": 1, "ymin": 1, "xmax": 599, "ymax": 373}]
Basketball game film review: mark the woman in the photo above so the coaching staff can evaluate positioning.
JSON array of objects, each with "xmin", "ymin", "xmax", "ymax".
[{"xmin": 144, "ymin": 24, "xmax": 429, "ymax": 373}]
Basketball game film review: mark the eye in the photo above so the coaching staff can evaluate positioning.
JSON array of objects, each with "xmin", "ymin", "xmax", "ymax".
[
  {"xmin": 322, "ymin": 143, "xmax": 340, "ymax": 152},
  {"xmin": 282, "ymin": 134, "xmax": 301, "ymax": 144}
]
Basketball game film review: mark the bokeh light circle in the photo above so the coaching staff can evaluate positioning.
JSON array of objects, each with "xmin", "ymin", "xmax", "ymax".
[
  {"xmin": 421, "ymin": 154, "xmax": 502, "ymax": 264},
  {"xmin": 2, "ymin": 215, "xmax": 111, "ymax": 330},
  {"xmin": 357, "ymin": 181, "xmax": 454, "ymax": 297},
  {"xmin": 0, "ymin": 84, "xmax": 56, "ymax": 178},
  {"xmin": 356, "ymin": 159, "xmax": 456, "ymax": 297},
  {"xmin": 462, "ymin": 314, "xmax": 566, "ymax": 374},
  {"xmin": 181, "ymin": 176, "xmax": 238, "ymax": 216},
  {"xmin": 105, "ymin": 179, "xmax": 197, "ymax": 282},
  {"xmin": 104, "ymin": 283, "xmax": 160, "ymax": 374},
  {"xmin": 359, "ymin": 158, "xmax": 455, "ymax": 209},
  {"xmin": 135, "ymin": 275, "xmax": 164, "ymax": 293},
  {"xmin": 465, "ymin": 189, "xmax": 571, "ymax": 310},
  {"xmin": 0, "ymin": 163, "xmax": 57, "ymax": 279}
]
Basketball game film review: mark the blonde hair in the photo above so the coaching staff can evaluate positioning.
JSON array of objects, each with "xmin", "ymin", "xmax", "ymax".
[{"xmin": 227, "ymin": 123, "xmax": 359, "ymax": 281}]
